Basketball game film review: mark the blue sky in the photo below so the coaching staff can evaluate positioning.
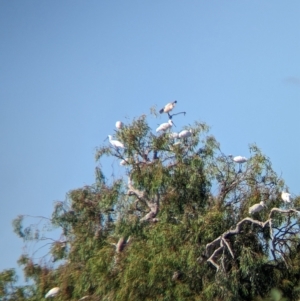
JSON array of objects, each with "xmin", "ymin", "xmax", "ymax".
[{"xmin": 1, "ymin": 1, "xmax": 300, "ymax": 278}]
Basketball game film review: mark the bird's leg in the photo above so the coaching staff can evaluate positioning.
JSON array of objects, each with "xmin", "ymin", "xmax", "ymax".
[{"xmin": 153, "ymin": 150, "xmax": 159, "ymax": 160}]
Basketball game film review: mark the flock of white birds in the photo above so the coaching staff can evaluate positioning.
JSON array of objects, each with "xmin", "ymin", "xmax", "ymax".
[
  {"xmin": 42, "ymin": 102, "xmax": 294, "ymax": 300},
  {"xmin": 109, "ymin": 101, "xmax": 250, "ymax": 172},
  {"xmin": 248, "ymin": 191, "xmax": 292, "ymax": 214},
  {"xmin": 109, "ymin": 101, "xmax": 191, "ymax": 147},
  {"xmin": 109, "ymin": 101, "xmax": 294, "ymax": 215}
]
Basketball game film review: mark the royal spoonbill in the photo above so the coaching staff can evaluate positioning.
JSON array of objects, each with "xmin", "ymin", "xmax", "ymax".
[
  {"xmin": 156, "ymin": 119, "xmax": 174, "ymax": 132},
  {"xmin": 108, "ymin": 135, "xmax": 124, "ymax": 148},
  {"xmin": 249, "ymin": 201, "xmax": 265, "ymax": 214},
  {"xmin": 281, "ymin": 191, "xmax": 291, "ymax": 203},
  {"xmin": 233, "ymin": 156, "xmax": 247, "ymax": 164},
  {"xmin": 159, "ymin": 101, "xmax": 177, "ymax": 117},
  {"xmin": 178, "ymin": 129, "xmax": 192, "ymax": 138},
  {"xmin": 230, "ymin": 155, "xmax": 247, "ymax": 173},
  {"xmin": 115, "ymin": 121, "xmax": 123, "ymax": 129},
  {"xmin": 45, "ymin": 287, "xmax": 60, "ymax": 298}
]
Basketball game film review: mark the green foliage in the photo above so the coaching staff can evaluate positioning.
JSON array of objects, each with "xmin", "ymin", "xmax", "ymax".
[{"xmin": 4, "ymin": 114, "xmax": 300, "ymax": 300}]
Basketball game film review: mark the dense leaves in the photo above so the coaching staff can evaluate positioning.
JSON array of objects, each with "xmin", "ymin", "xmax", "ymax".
[{"xmin": 3, "ymin": 114, "xmax": 300, "ymax": 301}]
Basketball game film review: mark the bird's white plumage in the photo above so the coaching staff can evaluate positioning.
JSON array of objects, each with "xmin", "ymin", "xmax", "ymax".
[
  {"xmin": 108, "ymin": 135, "xmax": 124, "ymax": 148},
  {"xmin": 281, "ymin": 191, "xmax": 291, "ymax": 203},
  {"xmin": 159, "ymin": 101, "xmax": 177, "ymax": 114},
  {"xmin": 233, "ymin": 156, "xmax": 247, "ymax": 163},
  {"xmin": 249, "ymin": 201, "xmax": 265, "ymax": 214},
  {"xmin": 45, "ymin": 287, "xmax": 60, "ymax": 298},
  {"xmin": 156, "ymin": 120, "xmax": 173, "ymax": 132},
  {"xmin": 115, "ymin": 121, "xmax": 123, "ymax": 129},
  {"xmin": 120, "ymin": 159, "xmax": 127, "ymax": 166},
  {"xmin": 120, "ymin": 158, "xmax": 131, "ymax": 166},
  {"xmin": 169, "ymin": 132, "xmax": 179, "ymax": 139},
  {"xmin": 178, "ymin": 129, "xmax": 192, "ymax": 138}
]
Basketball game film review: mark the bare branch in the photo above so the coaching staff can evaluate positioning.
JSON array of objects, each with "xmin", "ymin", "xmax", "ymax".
[
  {"xmin": 116, "ymin": 237, "xmax": 126, "ymax": 253},
  {"xmin": 206, "ymin": 207, "xmax": 300, "ymax": 271},
  {"xmin": 127, "ymin": 177, "xmax": 160, "ymax": 222},
  {"xmin": 111, "ymin": 236, "xmax": 132, "ymax": 254},
  {"xmin": 207, "ymin": 246, "xmax": 223, "ymax": 271}
]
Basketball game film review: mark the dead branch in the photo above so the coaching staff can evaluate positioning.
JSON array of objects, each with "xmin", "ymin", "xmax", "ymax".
[
  {"xmin": 111, "ymin": 236, "xmax": 132, "ymax": 254},
  {"xmin": 206, "ymin": 208, "xmax": 300, "ymax": 271},
  {"xmin": 116, "ymin": 237, "xmax": 126, "ymax": 253},
  {"xmin": 127, "ymin": 178, "xmax": 160, "ymax": 222}
]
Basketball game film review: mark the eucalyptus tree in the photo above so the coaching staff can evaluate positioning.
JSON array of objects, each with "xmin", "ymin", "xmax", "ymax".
[{"xmin": 3, "ymin": 113, "xmax": 300, "ymax": 301}]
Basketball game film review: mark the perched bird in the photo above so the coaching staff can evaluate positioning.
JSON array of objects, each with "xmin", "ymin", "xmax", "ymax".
[
  {"xmin": 159, "ymin": 101, "xmax": 177, "ymax": 117},
  {"xmin": 281, "ymin": 191, "xmax": 291, "ymax": 203},
  {"xmin": 108, "ymin": 135, "xmax": 124, "ymax": 148},
  {"xmin": 45, "ymin": 287, "xmax": 60, "ymax": 298},
  {"xmin": 156, "ymin": 119, "xmax": 173, "ymax": 132},
  {"xmin": 232, "ymin": 155, "xmax": 247, "ymax": 164},
  {"xmin": 115, "ymin": 121, "xmax": 123, "ymax": 129},
  {"xmin": 230, "ymin": 155, "xmax": 247, "ymax": 173},
  {"xmin": 178, "ymin": 129, "xmax": 192, "ymax": 139},
  {"xmin": 249, "ymin": 201, "xmax": 265, "ymax": 214}
]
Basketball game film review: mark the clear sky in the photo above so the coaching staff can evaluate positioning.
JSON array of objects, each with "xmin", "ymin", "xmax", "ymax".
[{"xmin": 1, "ymin": 1, "xmax": 300, "ymax": 278}]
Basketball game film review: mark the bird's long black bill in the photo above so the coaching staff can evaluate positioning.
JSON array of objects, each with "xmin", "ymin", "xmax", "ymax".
[{"xmin": 170, "ymin": 111, "xmax": 186, "ymax": 117}]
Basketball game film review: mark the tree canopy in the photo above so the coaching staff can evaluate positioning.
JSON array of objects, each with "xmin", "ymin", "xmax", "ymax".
[{"xmin": 1, "ymin": 111, "xmax": 300, "ymax": 301}]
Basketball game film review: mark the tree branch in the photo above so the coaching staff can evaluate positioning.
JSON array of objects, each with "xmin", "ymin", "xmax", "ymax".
[
  {"xmin": 206, "ymin": 208, "xmax": 300, "ymax": 271},
  {"xmin": 127, "ymin": 178, "xmax": 160, "ymax": 222}
]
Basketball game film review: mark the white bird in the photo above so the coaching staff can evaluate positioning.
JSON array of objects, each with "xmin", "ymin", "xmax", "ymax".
[
  {"xmin": 120, "ymin": 159, "xmax": 127, "ymax": 166},
  {"xmin": 281, "ymin": 191, "xmax": 291, "ymax": 203},
  {"xmin": 120, "ymin": 158, "xmax": 131, "ymax": 166},
  {"xmin": 108, "ymin": 135, "xmax": 124, "ymax": 148},
  {"xmin": 115, "ymin": 121, "xmax": 123, "ymax": 129},
  {"xmin": 233, "ymin": 156, "xmax": 247, "ymax": 164},
  {"xmin": 178, "ymin": 129, "xmax": 192, "ymax": 139},
  {"xmin": 230, "ymin": 155, "xmax": 247, "ymax": 173},
  {"xmin": 249, "ymin": 201, "xmax": 265, "ymax": 214},
  {"xmin": 156, "ymin": 119, "xmax": 173, "ymax": 133},
  {"xmin": 45, "ymin": 287, "xmax": 60, "ymax": 298},
  {"xmin": 159, "ymin": 100, "xmax": 177, "ymax": 117}
]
